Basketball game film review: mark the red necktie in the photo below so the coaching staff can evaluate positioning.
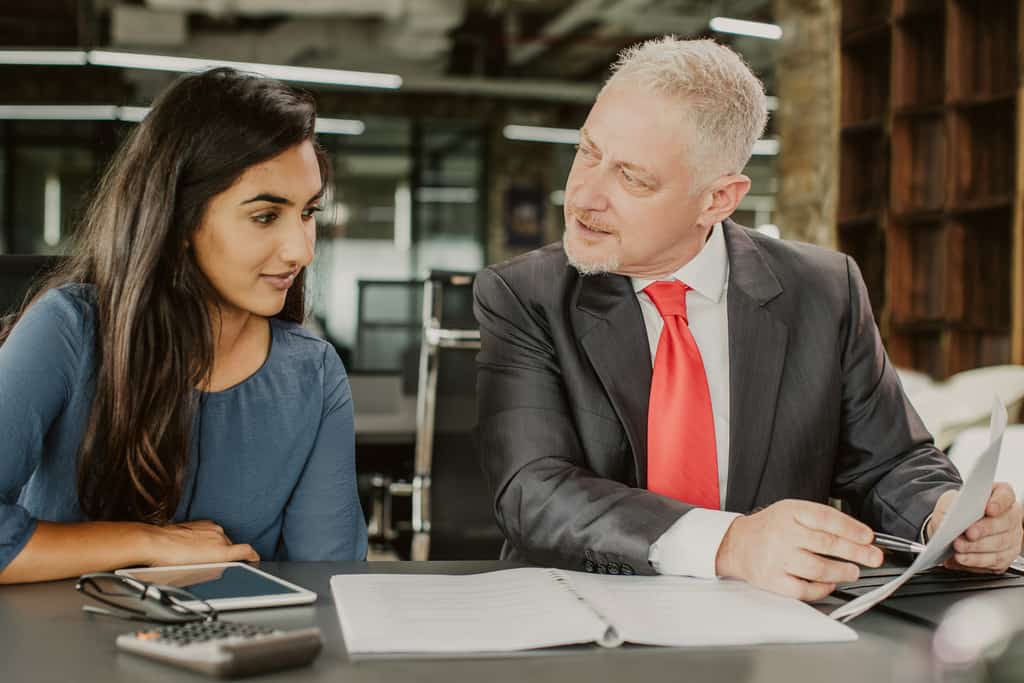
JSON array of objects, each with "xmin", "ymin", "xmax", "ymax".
[{"xmin": 645, "ymin": 280, "xmax": 720, "ymax": 509}]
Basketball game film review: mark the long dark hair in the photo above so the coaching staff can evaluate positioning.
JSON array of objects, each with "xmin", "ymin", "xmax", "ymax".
[{"xmin": 0, "ymin": 68, "xmax": 328, "ymax": 523}]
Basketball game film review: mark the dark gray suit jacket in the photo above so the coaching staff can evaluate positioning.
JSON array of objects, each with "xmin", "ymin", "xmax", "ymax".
[{"xmin": 473, "ymin": 219, "xmax": 962, "ymax": 575}]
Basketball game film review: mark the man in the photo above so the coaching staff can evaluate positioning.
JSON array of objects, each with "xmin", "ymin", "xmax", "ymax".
[{"xmin": 473, "ymin": 37, "xmax": 1023, "ymax": 601}]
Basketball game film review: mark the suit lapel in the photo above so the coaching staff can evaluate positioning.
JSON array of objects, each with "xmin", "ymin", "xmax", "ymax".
[
  {"xmin": 572, "ymin": 273, "xmax": 652, "ymax": 486},
  {"xmin": 722, "ymin": 221, "xmax": 788, "ymax": 512}
]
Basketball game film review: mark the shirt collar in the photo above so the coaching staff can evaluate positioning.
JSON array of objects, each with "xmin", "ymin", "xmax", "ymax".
[{"xmin": 630, "ymin": 222, "xmax": 728, "ymax": 302}]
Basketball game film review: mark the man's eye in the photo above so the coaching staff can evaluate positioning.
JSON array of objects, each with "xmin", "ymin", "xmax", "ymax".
[{"xmin": 621, "ymin": 169, "xmax": 644, "ymax": 186}]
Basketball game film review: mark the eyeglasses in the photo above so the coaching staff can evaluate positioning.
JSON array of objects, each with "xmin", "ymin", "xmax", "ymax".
[{"xmin": 76, "ymin": 572, "xmax": 219, "ymax": 624}]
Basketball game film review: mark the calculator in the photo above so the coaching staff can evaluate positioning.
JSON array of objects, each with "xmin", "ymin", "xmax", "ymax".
[{"xmin": 116, "ymin": 620, "xmax": 322, "ymax": 678}]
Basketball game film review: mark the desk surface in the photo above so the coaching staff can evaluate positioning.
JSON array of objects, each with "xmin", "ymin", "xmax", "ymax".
[{"xmin": 0, "ymin": 561, "xmax": 955, "ymax": 682}]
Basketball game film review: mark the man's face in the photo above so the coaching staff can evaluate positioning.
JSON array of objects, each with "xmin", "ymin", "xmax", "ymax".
[{"xmin": 563, "ymin": 81, "xmax": 710, "ymax": 278}]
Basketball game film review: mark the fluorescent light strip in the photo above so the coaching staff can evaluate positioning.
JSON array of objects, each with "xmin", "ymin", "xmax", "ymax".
[
  {"xmin": 710, "ymin": 17, "xmax": 783, "ymax": 40},
  {"xmin": 315, "ymin": 117, "xmax": 365, "ymax": 135},
  {"xmin": 118, "ymin": 106, "xmax": 151, "ymax": 122},
  {"xmin": 88, "ymin": 50, "xmax": 402, "ymax": 89},
  {"xmin": 752, "ymin": 138, "xmax": 779, "ymax": 156},
  {"xmin": 503, "ymin": 124, "xmax": 580, "ymax": 145},
  {"xmin": 0, "ymin": 50, "xmax": 88, "ymax": 65},
  {"xmin": 0, "ymin": 105, "xmax": 119, "ymax": 120},
  {"xmin": 416, "ymin": 187, "xmax": 478, "ymax": 204}
]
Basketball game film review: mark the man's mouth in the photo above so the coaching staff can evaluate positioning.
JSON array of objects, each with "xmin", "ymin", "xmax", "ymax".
[{"xmin": 571, "ymin": 211, "xmax": 614, "ymax": 236}]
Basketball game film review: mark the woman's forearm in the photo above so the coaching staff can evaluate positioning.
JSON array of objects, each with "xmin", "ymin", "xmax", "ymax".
[
  {"xmin": 0, "ymin": 518, "xmax": 258, "ymax": 584},
  {"xmin": 0, "ymin": 520, "xmax": 156, "ymax": 584}
]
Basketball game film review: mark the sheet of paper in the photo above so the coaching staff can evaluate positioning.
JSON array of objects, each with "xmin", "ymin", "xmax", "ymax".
[
  {"xmin": 565, "ymin": 572, "xmax": 857, "ymax": 646},
  {"xmin": 330, "ymin": 568, "xmax": 609, "ymax": 655},
  {"xmin": 830, "ymin": 396, "xmax": 1008, "ymax": 622}
]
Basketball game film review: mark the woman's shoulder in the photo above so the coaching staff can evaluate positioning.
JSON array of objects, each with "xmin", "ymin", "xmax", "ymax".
[
  {"xmin": 21, "ymin": 283, "xmax": 97, "ymax": 336},
  {"xmin": 269, "ymin": 318, "xmax": 345, "ymax": 375}
]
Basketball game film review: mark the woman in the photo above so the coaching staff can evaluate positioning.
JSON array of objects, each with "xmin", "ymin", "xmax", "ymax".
[{"xmin": 0, "ymin": 68, "xmax": 367, "ymax": 583}]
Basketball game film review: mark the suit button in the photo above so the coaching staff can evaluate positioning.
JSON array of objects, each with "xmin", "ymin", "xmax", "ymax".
[
  {"xmin": 621, "ymin": 564, "xmax": 634, "ymax": 575},
  {"xmin": 584, "ymin": 560, "xmax": 596, "ymax": 573},
  {"xmin": 607, "ymin": 562, "xmax": 620, "ymax": 575}
]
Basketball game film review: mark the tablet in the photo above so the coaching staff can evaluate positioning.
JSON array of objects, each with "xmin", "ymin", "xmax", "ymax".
[{"xmin": 115, "ymin": 562, "xmax": 317, "ymax": 611}]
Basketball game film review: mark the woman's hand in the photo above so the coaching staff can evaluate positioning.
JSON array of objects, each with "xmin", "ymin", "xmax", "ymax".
[{"xmin": 143, "ymin": 520, "xmax": 259, "ymax": 566}]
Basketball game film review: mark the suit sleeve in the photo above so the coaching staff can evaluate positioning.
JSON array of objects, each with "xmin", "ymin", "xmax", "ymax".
[
  {"xmin": 832, "ymin": 256, "xmax": 961, "ymax": 538},
  {"xmin": 474, "ymin": 268, "xmax": 690, "ymax": 575}
]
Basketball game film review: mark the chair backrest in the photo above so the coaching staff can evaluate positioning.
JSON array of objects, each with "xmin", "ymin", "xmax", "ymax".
[
  {"xmin": 353, "ymin": 279, "xmax": 422, "ymax": 374},
  {"xmin": 0, "ymin": 255, "xmax": 62, "ymax": 317},
  {"xmin": 412, "ymin": 270, "xmax": 504, "ymax": 560}
]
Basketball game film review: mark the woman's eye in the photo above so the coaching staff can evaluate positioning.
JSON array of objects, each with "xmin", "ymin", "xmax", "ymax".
[
  {"xmin": 253, "ymin": 212, "xmax": 278, "ymax": 225},
  {"xmin": 302, "ymin": 205, "xmax": 324, "ymax": 220}
]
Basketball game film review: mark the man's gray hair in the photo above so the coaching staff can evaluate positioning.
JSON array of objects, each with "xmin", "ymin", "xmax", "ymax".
[{"xmin": 605, "ymin": 36, "xmax": 768, "ymax": 184}]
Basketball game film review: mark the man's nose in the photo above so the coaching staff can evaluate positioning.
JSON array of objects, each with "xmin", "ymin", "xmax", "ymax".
[{"xmin": 567, "ymin": 165, "xmax": 610, "ymax": 213}]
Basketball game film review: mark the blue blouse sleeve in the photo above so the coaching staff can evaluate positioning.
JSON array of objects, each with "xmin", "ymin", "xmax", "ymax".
[
  {"xmin": 0, "ymin": 289, "xmax": 84, "ymax": 570},
  {"xmin": 278, "ymin": 345, "xmax": 367, "ymax": 561}
]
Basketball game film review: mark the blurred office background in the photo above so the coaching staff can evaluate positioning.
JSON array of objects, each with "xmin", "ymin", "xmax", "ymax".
[{"xmin": 1, "ymin": 1, "xmax": 1023, "ymax": 559}]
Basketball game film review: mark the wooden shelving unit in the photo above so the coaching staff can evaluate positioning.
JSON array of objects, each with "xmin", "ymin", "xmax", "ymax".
[{"xmin": 838, "ymin": 0, "xmax": 1022, "ymax": 379}]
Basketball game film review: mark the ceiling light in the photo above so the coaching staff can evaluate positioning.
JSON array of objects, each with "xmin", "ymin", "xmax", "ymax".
[
  {"xmin": 0, "ymin": 105, "xmax": 119, "ymax": 120},
  {"xmin": 503, "ymin": 125, "xmax": 580, "ymax": 145},
  {"xmin": 752, "ymin": 138, "xmax": 780, "ymax": 155},
  {"xmin": 710, "ymin": 17, "xmax": 783, "ymax": 40},
  {"xmin": 117, "ymin": 106, "xmax": 150, "ymax": 122},
  {"xmin": 87, "ymin": 50, "xmax": 402, "ymax": 89},
  {"xmin": 0, "ymin": 50, "xmax": 88, "ymax": 65},
  {"xmin": 315, "ymin": 118, "xmax": 366, "ymax": 135}
]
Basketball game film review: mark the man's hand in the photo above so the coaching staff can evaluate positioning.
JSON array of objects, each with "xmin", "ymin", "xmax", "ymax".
[
  {"xmin": 927, "ymin": 482, "xmax": 1023, "ymax": 574},
  {"xmin": 715, "ymin": 499, "xmax": 883, "ymax": 601}
]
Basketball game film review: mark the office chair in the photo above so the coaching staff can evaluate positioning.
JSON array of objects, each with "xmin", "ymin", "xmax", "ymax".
[
  {"xmin": 391, "ymin": 270, "xmax": 504, "ymax": 561},
  {"xmin": 0, "ymin": 255, "xmax": 63, "ymax": 319}
]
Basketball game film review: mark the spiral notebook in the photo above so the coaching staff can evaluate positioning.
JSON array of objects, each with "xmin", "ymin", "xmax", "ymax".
[{"xmin": 329, "ymin": 568, "xmax": 856, "ymax": 657}]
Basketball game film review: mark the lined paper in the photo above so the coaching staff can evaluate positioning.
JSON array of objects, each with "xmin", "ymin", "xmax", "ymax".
[
  {"xmin": 566, "ymin": 572, "xmax": 857, "ymax": 646},
  {"xmin": 330, "ymin": 568, "xmax": 608, "ymax": 655}
]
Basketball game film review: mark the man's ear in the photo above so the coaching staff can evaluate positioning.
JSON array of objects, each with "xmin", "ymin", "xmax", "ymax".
[{"xmin": 698, "ymin": 174, "xmax": 752, "ymax": 227}]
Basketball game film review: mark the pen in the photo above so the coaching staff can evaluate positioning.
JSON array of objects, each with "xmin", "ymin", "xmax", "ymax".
[{"xmin": 872, "ymin": 532, "xmax": 1024, "ymax": 576}]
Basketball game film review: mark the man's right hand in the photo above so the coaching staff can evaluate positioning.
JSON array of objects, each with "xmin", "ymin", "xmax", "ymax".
[
  {"xmin": 144, "ymin": 520, "xmax": 259, "ymax": 566},
  {"xmin": 715, "ymin": 499, "xmax": 883, "ymax": 601}
]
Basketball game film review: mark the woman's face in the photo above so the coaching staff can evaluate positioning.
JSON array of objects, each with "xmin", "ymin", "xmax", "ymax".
[{"xmin": 191, "ymin": 140, "xmax": 323, "ymax": 319}]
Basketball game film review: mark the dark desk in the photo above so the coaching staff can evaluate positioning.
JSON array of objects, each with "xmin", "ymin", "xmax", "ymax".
[{"xmin": 0, "ymin": 561, "xmax": 951, "ymax": 682}]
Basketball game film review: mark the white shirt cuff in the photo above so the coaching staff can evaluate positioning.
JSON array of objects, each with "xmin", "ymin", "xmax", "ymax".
[{"xmin": 648, "ymin": 509, "xmax": 742, "ymax": 578}]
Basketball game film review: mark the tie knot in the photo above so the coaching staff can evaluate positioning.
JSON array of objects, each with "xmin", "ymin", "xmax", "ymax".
[{"xmin": 645, "ymin": 280, "xmax": 690, "ymax": 321}]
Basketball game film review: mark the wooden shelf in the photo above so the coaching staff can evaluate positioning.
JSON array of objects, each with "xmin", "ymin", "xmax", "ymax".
[
  {"xmin": 840, "ymin": 0, "xmax": 1021, "ymax": 376},
  {"xmin": 949, "ymin": 196, "xmax": 1014, "ymax": 215},
  {"xmin": 949, "ymin": 91, "xmax": 1017, "ymax": 110},
  {"xmin": 842, "ymin": 0, "xmax": 891, "ymax": 36},
  {"xmin": 893, "ymin": 104, "xmax": 945, "ymax": 118},
  {"xmin": 841, "ymin": 118, "xmax": 885, "ymax": 134},
  {"xmin": 838, "ymin": 212, "xmax": 880, "ymax": 229},
  {"xmin": 890, "ymin": 208, "xmax": 943, "ymax": 224}
]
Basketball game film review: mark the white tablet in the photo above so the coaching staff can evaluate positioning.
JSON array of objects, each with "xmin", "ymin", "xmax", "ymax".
[{"xmin": 115, "ymin": 562, "xmax": 317, "ymax": 611}]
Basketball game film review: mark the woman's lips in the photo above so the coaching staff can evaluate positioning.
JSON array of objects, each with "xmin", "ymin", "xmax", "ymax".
[{"xmin": 260, "ymin": 271, "xmax": 297, "ymax": 291}]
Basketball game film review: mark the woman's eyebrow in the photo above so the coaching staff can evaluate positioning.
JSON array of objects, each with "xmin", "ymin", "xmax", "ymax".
[{"xmin": 241, "ymin": 192, "xmax": 292, "ymax": 206}]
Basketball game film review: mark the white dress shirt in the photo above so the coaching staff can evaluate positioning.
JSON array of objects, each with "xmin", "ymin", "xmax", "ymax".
[{"xmin": 632, "ymin": 223, "xmax": 741, "ymax": 578}]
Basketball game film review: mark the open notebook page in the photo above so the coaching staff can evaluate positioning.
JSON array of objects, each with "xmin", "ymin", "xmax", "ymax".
[
  {"xmin": 565, "ymin": 572, "xmax": 857, "ymax": 647},
  {"xmin": 330, "ymin": 568, "xmax": 611, "ymax": 655}
]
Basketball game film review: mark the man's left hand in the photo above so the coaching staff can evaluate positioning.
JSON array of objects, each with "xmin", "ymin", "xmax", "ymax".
[{"xmin": 927, "ymin": 482, "xmax": 1024, "ymax": 574}]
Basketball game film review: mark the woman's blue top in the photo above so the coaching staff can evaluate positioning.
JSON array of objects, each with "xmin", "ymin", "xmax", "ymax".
[{"xmin": 0, "ymin": 284, "xmax": 367, "ymax": 570}]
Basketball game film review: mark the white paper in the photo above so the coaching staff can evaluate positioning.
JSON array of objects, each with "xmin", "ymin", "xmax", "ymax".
[
  {"xmin": 830, "ymin": 396, "xmax": 1008, "ymax": 622},
  {"xmin": 330, "ymin": 567, "xmax": 856, "ymax": 657},
  {"xmin": 330, "ymin": 568, "xmax": 608, "ymax": 655},
  {"xmin": 566, "ymin": 572, "xmax": 857, "ymax": 646}
]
